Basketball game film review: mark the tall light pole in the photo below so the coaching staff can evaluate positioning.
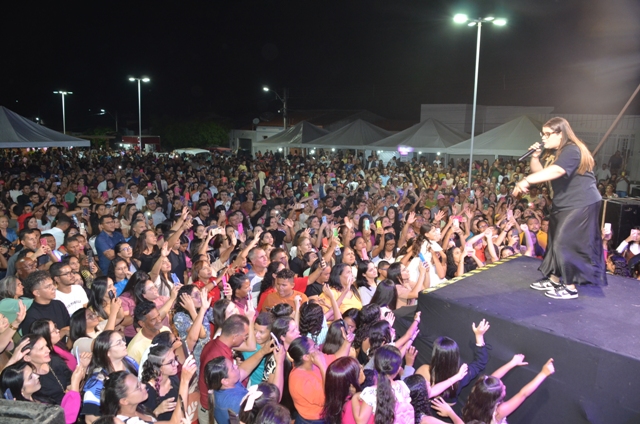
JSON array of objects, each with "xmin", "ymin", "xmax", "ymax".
[
  {"xmin": 129, "ymin": 77, "xmax": 150, "ymax": 152},
  {"xmin": 453, "ymin": 14, "xmax": 506, "ymax": 187},
  {"xmin": 263, "ymin": 86, "xmax": 288, "ymax": 130},
  {"xmin": 99, "ymin": 109, "xmax": 118, "ymax": 133},
  {"xmin": 53, "ymin": 91, "xmax": 73, "ymax": 134}
]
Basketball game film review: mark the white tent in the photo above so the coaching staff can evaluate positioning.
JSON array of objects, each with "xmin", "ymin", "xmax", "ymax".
[
  {"xmin": 254, "ymin": 121, "xmax": 329, "ymax": 147},
  {"xmin": 302, "ymin": 119, "xmax": 392, "ymax": 149},
  {"xmin": 370, "ymin": 118, "xmax": 468, "ymax": 151},
  {"xmin": 446, "ymin": 115, "xmax": 544, "ymax": 157},
  {"xmin": 0, "ymin": 106, "xmax": 90, "ymax": 148}
]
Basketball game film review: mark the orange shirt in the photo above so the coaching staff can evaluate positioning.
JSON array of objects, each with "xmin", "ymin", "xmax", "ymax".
[
  {"xmin": 260, "ymin": 290, "xmax": 308, "ymax": 313},
  {"xmin": 256, "ymin": 277, "xmax": 308, "ymax": 312},
  {"xmin": 289, "ymin": 354, "xmax": 336, "ymax": 420}
]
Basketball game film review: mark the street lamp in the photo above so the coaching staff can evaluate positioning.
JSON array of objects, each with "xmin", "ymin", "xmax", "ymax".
[
  {"xmin": 453, "ymin": 13, "xmax": 506, "ymax": 187},
  {"xmin": 262, "ymin": 86, "xmax": 288, "ymax": 130},
  {"xmin": 53, "ymin": 91, "xmax": 73, "ymax": 134},
  {"xmin": 99, "ymin": 109, "xmax": 119, "ymax": 133},
  {"xmin": 129, "ymin": 77, "xmax": 150, "ymax": 152}
]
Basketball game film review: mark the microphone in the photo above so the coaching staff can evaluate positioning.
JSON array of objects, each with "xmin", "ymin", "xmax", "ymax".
[{"xmin": 518, "ymin": 142, "xmax": 545, "ymax": 162}]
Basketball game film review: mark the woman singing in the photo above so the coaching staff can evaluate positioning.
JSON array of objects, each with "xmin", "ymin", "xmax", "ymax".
[{"xmin": 513, "ymin": 117, "xmax": 606, "ymax": 299}]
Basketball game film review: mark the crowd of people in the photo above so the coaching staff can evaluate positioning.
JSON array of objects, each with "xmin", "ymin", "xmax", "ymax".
[{"xmin": 0, "ymin": 143, "xmax": 635, "ymax": 424}]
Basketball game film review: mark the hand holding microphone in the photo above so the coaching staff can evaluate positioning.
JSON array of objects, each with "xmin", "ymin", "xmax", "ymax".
[{"xmin": 519, "ymin": 141, "xmax": 545, "ymax": 162}]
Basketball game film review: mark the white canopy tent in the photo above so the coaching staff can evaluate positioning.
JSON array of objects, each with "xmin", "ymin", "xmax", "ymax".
[
  {"xmin": 446, "ymin": 115, "xmax": 544, "ymax": 157},
  {"xmin": 369, "ymin": 118, "xmax": 468, "ymax": 152},
  {"xmin": 299, "ymin": 119, "xmax": 392, "ymax": 149},
  {"xmin": 0, "ymin": 106, "xmax": 90, "ymax": 148},
  {"xmin": 254, "ymin": 120, "xmax": 329, "ymax": 148}
]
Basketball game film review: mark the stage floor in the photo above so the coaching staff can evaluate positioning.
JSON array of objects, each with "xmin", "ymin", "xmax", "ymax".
[
  {"xmin": 424, "ymin": 254, "xmax": 640, "ymax": 360},
  {"xmin": 401, "ymin": 255, "xmax": 640, "ymax": 424}
]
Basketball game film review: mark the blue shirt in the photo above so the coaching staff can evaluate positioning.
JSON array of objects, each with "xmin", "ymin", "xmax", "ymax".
[
  {"xmin": 214, "ymin": 382, "xmax": 247, "ymax": 424},
  {"xmin": 114, "ymin": 279, "xmax": 128, "ymax": 296},
  {"xmin": 95, "ymin": 231, "xmax": 125, "ymax": 274}
]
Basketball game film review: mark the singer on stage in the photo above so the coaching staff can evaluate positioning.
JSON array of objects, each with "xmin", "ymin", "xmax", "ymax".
[{"xmin": 513, "ymin": 117, "xmax": 607, "ymax": 299}]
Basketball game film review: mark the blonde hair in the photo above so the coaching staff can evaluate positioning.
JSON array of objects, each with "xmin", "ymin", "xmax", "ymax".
[{"xmin": 544, "ymin": 117, "xmax": 594, "ymax": 175}]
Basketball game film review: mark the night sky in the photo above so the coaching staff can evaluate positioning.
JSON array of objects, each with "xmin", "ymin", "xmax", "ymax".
[{"xmin": 2, "ymin": 0, "xmax": 639, "ymax": 134}]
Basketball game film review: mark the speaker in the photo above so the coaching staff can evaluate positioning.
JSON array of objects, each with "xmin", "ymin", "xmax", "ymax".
[
  {"xmin": 600, "ymin": 198, "xmax": 640, "ymax": 247},
  {"xmin": 0, "ymin": 399, "xmax": 65, "ymax": 423}
]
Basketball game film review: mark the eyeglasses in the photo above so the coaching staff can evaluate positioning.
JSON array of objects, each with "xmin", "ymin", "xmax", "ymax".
[
  {"xmin": 162, "ymin": 358, "xmax": 179, "ymax": 366},
  {"xmin": 540, "ymin": 131, "xmax": 558, "ymax": 139},
  {"xmin": 110, "ymin": 337, "xmax": 127, "ymax": 348},
  {"xmin": 57, "ymin": 271, "xmax": 72, "ymax": 278},
  {"xmin": 121, "ymin": 246, "xmax": 132, "ymax": 251}
]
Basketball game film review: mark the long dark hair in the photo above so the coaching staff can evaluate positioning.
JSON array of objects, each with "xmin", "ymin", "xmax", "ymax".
[
  {"xmin": 204, "ymin": 357, "xmax": 229, "ymax": 423},
  {"xmin": 100, "ymin": 370, "xmax": 150, "ymax": 417},
  {"xmin": 329, "ymin": 263, "xmax": 360, "ymax": 301},
  {"xmin": 368, "ymin": 320, "xmax": 392, "ymax": 358},
  {"xmin": 88, "ymin": 276, "xmax": 110, "ymax": 320},
  {"xmin": 430, "ymin": 336, "xmax": 460, "ymax": 400},
  {"xmin": 69, "ymin": 308, "xmax": 89, "ymax": 343},
  {"xmin": 322, "ymin": 319, "xmax": 347, "ymax": 355},
  {"xmin": 373, "ymin": 345, "xmax": 402, "ymax": 424},
  {"xmin": 354, "ymin": 303, "xmax": 381, "ymax": 350},
  {"xmin": 119, "ymin": 270, "xmax": 149, "ymax": 299},
  {"xmin": 461, "ymin": 376, "xmax": 505, "ymax": 423},
  {"xmin": 355, "ymin": 260, "xmax": 374, "ymax": 289},
  {"xmin": 254, "ymin": 403, "xmax": 291, "ymax": 424},
  {"xmin": 322, "ymin": 357, "xmax": 363, "ymax": 424},
  {"xmin": 89, "ymin": 331, "xmax": 138, "ymax": 375},
  {"xmin": 29, "ymin": 319, "xmax": 60, "ymax": 354},
  {"xmin": 287, "ymin": 336, "xmax": 314, "ymax": 368},
  {"xmin": 299, "ymin": 302, "xmax": 324, "ymax": 344},
  {"xmin": 0, "ymin": 361, "xmax": 34, "ymax": 402},
  {"xmin": 140, "ymin": 344, "xmax": 173, "ymax": 392},
  {"xmin": 173, "ymin": 284, "xmax": 199, "ymax": 316},
  {"xmin": 369, "ymin": 279, "xmax": 397, "ymax": 311},
  {"xmin": 386, "ymin": 262, "xmax": 404, "ymax": 286},
  {"xmin": 258, "ymin": 261, "xmax": 284, "ymax": 303},
  {"xmin": 405, "ymin": 374, "xmax": 432, "ymax": 424},
  {"xmin": 238, "ymin": 382, "xmax": 281, "ymax": 424},
  {"xmin": 228, "ymin": 272, "xmax": 248, "ymax": 302}
]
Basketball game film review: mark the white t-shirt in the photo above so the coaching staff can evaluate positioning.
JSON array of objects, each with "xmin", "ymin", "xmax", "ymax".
[{"xmin": 55, "ymin": 285, "xmax": 89, "ymax": 316}]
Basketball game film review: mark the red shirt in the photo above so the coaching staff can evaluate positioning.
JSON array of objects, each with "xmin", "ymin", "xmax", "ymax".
[
  {"xmin": 198, "ymin": 338, "xmax": 233, "ymax": 409},
  {"xmin": 193, "ymin": 277, "xmax": 222, "ymax": 303}
]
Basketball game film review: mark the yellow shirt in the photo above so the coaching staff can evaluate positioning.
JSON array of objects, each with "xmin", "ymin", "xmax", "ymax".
[{"xmin": 320, "ymin": 287, "xmax": 362, "ymax": 315}]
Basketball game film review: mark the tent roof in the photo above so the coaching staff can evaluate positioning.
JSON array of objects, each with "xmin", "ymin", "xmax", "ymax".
[
  {"xmin": 446, "ymin": 115, "xmax": 544, "ymax": 156},
  {"xmin": 370, "ymin": 118, "xmax": 469, "ymax": 151},
  {"xmin": 255, "ymin": 121, "xmax": 329, "ymax": 145},
  {"xmin": 304, "ymin": 119, "xmax": 392, "ymax": 149},
  {"xmin": 0, "ymin": 106, "xmax": 90, "ymax": 148}
]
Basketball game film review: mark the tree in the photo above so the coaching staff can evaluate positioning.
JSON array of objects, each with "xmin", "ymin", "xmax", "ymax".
[{"xmin": 152, "ymin": 116, "xmax": 229, "ymax": 150}]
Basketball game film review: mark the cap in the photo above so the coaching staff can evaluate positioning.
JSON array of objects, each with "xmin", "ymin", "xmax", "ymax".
[{"xmin": 437, "ymin": 194, "xmax": 445, "ymax": 200}]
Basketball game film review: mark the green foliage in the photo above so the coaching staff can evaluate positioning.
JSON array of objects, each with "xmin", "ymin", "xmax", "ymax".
[
  {"xmin": 152, "ymin": 116, "xmax": 229, "ymax": 150},
  {"xmin": 91, "ymin": 127, "xmax": 112, "ymax": 148}
]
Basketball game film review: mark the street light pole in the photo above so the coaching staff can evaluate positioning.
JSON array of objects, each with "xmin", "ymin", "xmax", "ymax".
[
  {"xmin": 53, "ymin": 91, "xmax": 73, "ymax": 134},
  {"xmin": 100, "ymin": 109, "xmax": 118, "ymax": 132},
  {"xmin": 453, "ymin": 14, "xmax": 506, "ymax": 187},
  {"xmin": 263, "ymin": 86, "xmax": 288, "ymax": 130},
  {"xmin": 129, "ymin": 77, "xmax": 150, "ymax": 152}
]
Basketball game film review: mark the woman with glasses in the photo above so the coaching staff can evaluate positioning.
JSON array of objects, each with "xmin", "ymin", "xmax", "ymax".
[
  {"xmin": 82, "ymin": 330, "xmax": 140, "ymax": 424},
  {"xmin": 114, "ymin": 241, "xmax": 138, "ymax": 274},
  {"xmin": 514, "ymin": 117, "xmax": 606, "ymax": 300},
  {"xmin": 139, "ymin": 344, "xmax": 182, "ymax": 421}
]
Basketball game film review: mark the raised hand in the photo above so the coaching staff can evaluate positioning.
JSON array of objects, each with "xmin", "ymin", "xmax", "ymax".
[
  {"xmin": 541, "ymin": 358, "xmax": 555, "ymax": 376},
  {"xmin": 510, "ymin": 354, "xmax": 529, "ymax": 367},
  {"xmin": 472, "ymin": 319, "xmax": 490, "ymax": 336},
  {"xmin": 405, "ymin": 345, "xmax": 418, "ymax": 367}
]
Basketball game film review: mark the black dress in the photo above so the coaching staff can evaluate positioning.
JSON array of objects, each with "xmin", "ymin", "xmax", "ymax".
[
  {"xmin": 142, "ymin": 375, "xmax": 179, "ymax": 421},
  {"xmin": 538, "ymin": 144, "xmax": 607, "ymax": 286},
  {"xmin": 34, "ymin": 355, "xmax": 72, "ymax": 405}
]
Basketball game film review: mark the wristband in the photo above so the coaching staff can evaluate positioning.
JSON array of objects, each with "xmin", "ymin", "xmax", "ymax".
[{"xmin": 9, "ymin": 322, "xmax": 19, "ymax": 331}]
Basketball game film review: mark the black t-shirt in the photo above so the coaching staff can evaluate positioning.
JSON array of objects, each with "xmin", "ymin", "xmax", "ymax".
[
  {"xmin": 142, "ymin": 375, "xmax": 179, "ymax": 421},
  {"xmin": 269, "ymin": 229, "xmax": 286, "ymax": 249},
  {"xmin": 168, "ymin": 250, "xmax": 187, "ymax": 284},
  {"xmin": 34, "ymin": 354, "xmax": 72, "ymax": 405},
  {"xmin": 137, "ymin": 251, "xmax": 160, "ymax": 273},
  {"xmin": 305, "ymin": 282, "xmax": 323, "ymax": 298},
  {"xmin": 550, "ymin": 144, "xmax": 601, "ymax": 210},
  {"xmin": 20, "ymin": 300, "xmax": 71, "ymax": 335},
  {"xmin": 289, "ymin": 257, "xmax": 307, "ymax": 277}
]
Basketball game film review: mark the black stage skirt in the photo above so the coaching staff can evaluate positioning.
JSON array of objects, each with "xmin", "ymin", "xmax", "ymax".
[{"xmin": 539, "ymin": 201, "xmax": 607, "ymax": 286}]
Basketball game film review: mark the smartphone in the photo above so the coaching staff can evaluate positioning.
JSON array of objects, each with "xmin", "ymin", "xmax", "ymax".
[
  {"xmin": 453, "ymin": 218, "xmax": 459, "ymax": 228},
  {"xmin": 364, "ymin": 219, "xmax": 370, "ymax": 231},
  {"xmin": 50, "ymin": 197, "xmax": 56, "ymax": 205},
  {"xmin": 419, "ymin": 252, "xmax": 426, "ymax": 262},
  {"xmin": 73, "ymin": 346, "xmax": 81, "ymax": 364},
  {"xmin": 322, "ymin": 238, "xmax": 329, "ymax": 250},
  {"xmin": 333, "ymin": 228, "xmax": 339, "ymax": 238},
  {"xmin": 262, "ymin": 198, "xmax": 267, "ymax": 206},
  {"xmin": 147, "ymin": 183, "xmax": 152, "ymax": 188},
  {"xmin": 182, "ymin": 339, "xmax": 190, "ymax": 358},
  {"xmin": 238, "ymin": 223, "xmax": 243, "ymax": 234},
  {"xmin": 507, "ymin": 209, "xmax": 513, "ymax": 221},
  {"xmin": 313, "ymin": 199, "xmax": 318, "ymax": 208},
  {"xmin": 604, "ymin": 223, "xmax": 611, "ymax": 234},
  {"xmin": 376, "ymin": 221, "xmax": 382, "ymax": 229},
  {"xmin": 322, "ymin": 216, "xmax": 327, "ymax": 224},
  {"xmin": 270, "ymin": 332, "xmax": 281, "ymax": 350},
  {"xmin": 40, "ymin": 238, "xmax": 48, "ymax": 247},
  {"xmin": 361, "ymin": 248, "xmax": 369, "ymax": 261},
  {"xmin": 108, "ymin": 290, "xmax": 115, "ymax": 300},
  {"xmin": 82, "ymin": 208, "xmax": 89, "ymax": 215},
  {"xmin": 80, "ymin": 222, "xmax": 86, "ymax": 232}
]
